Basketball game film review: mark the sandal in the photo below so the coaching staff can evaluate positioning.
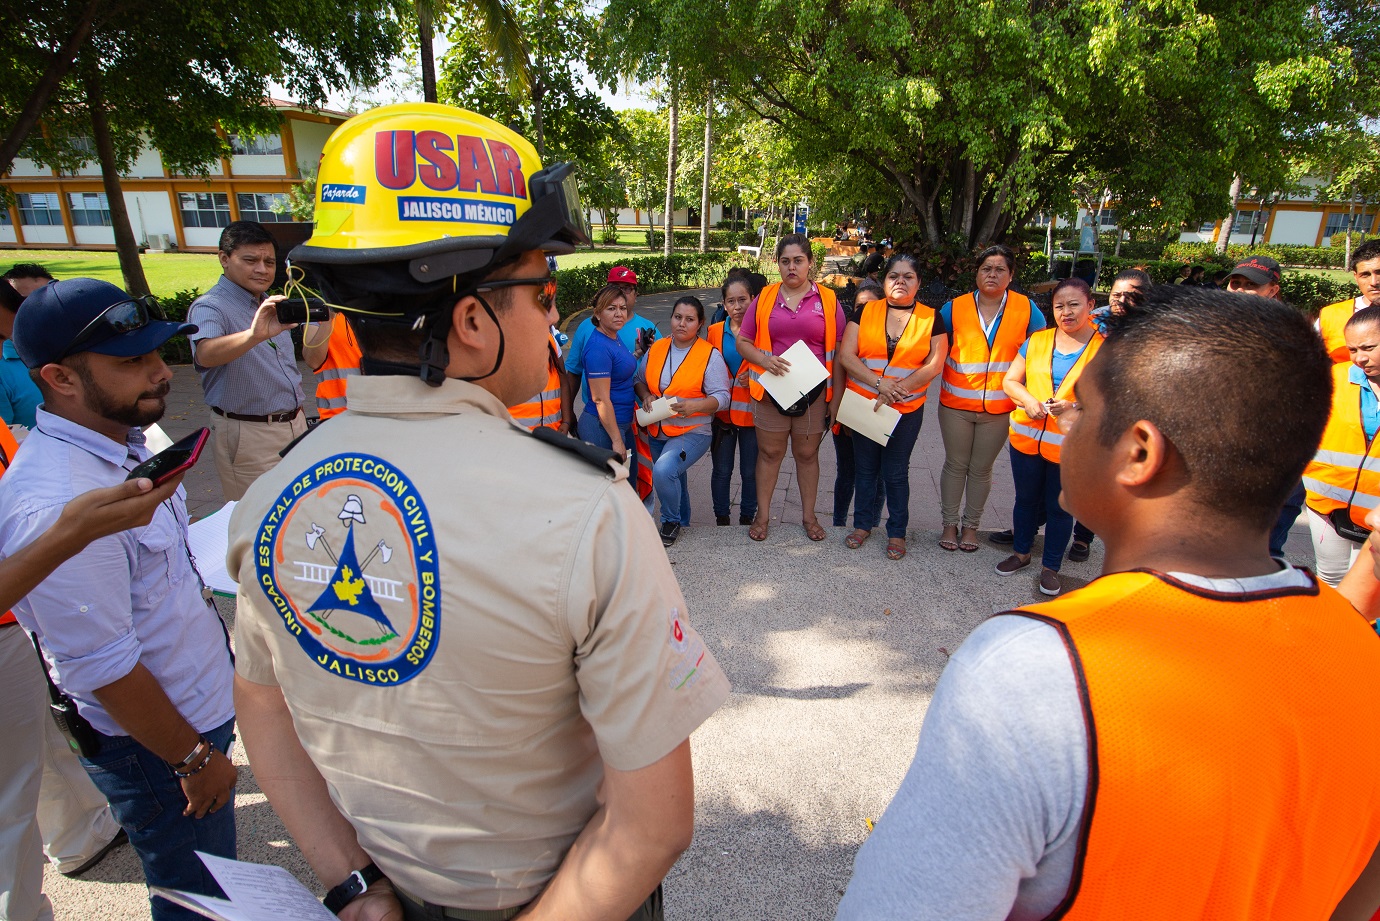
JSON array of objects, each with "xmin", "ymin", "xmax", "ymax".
[
  {"xmin": 845, "ymin": 529, "xmax": 870, "ymax": 550},
  {"xmin": 749, "ymin": 517, "xmax": 770, "ymax": 542},
  {"xmin": 803, "ymin": 518, "xmax": 827, "ymax": 542},
  {"xmin": 958, "ymin": 527, "xmax": 980, "ymax": 553},
  {"xmin": 887, "ymin": 538, "xmax": 907, "ymax": 561},
  {"xmin": 938, "ymin": 525, "xmax": 959, "ymax": 552}
]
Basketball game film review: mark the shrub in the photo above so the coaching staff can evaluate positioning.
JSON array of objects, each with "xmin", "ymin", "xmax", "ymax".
[
  {"xmin": 1161, "ymin": 242, "xmax": 1348, "ymax": 269},
  {"xmin": 643, "ymin": 229, "xmax": 739, "ymax": 250},
  {"xmin": 1329, "ymin": 232, "xmax": 1380, "ymax": 248},
  {"xmin": 155, "ymin": 288, "xmax": 200, "ymax": 364},
  {"xmin": 555, "ymin": 253, "xmax": 754, "ymax": 319},
  {"xmin": 598, "ymin": 227, "xmax": 620, "ymax": 245},
  {"xmin": 1097, "ymin": 257, "xmax": 1206, "ymax": 287},
  {"xmin": 1278, "ymin": 273, "xmax": 1360, "ymax": 315}
]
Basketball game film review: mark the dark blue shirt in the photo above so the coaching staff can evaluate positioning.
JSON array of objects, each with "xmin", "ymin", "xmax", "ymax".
[{"xmin": 580, "ymin": 330, "xmax": 638, "ymax": 424}]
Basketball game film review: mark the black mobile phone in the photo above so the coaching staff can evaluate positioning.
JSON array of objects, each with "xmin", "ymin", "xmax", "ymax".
[
  {"xmin": 276, "ymin": 296, "xmax": 330, "ymax": 325},
  {"xmin": 637, "ymin": 327, "xmax": 655, "ymax": 352},
  {"xmin": 127, "ymin": 428, "xmax": 210, "ymax": 486}
]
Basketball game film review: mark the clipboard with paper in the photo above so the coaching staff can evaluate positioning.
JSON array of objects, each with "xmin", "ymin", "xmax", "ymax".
[
  {"xmin": 755, "ymin": 340, "xmax": 830, "ymax": 409},
  {"xmin": 837, "ymin": 388, "xmax": 902, "ymax": 446}
]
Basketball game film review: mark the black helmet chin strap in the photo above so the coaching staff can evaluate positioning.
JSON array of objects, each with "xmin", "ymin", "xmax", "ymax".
[{"xmin": 415, "ymin": 291, "xmax": 505, "ymax": 387}]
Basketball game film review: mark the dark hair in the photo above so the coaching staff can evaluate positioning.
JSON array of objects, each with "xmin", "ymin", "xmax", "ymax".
[
  {"xmin": 0, "ymin": 280, "xmax": 22, "ymax": 313},
  {"xmin": 672, "ymin": 295, "xmax": 705, "ymax": 325},
  {"xmin": 590, "ymin": 283, "xmax": 628, "ymax": 328},
  {"xmin": 775, "ymin": 233, "xmax": 813, "ymax": 261},
  {"xmin": 1351, "ymin": 239, "xmax": 1380, "ymax": 272},
  {"xmin": 1345, "ymin": 304, "xmax": 1380, "ymax": 332},
  {"xmin": 218, "ymin": 220, "xmax": 276, "ymax": 255},
  {"xmin": 975, "ymin": 244, "xmax": 1015, "ymax": 273},
  {"xmin": 1050, "ymin": 277, "xmax": 1093, "ymax": 303},
  {"xmin": 721, "ymin": 268, "xmax": 754, "ymax": 303},
  {"xmin": 881, "ymin": 253, "xmax": 922, "ymax": 281},
  {"xmin": 2, "ymin": 263, "xmax": 54, "ymax": 282},
  {"xmin": 1112, "ymin": 268, "xmax": 1152, "ymax": 290},
  {"xmin": 853, "ymin": 281, "xmax": 884, "ymax": 304},
  {"xmin": 1093, "ymin": 286, "xmax": 1331, "ymax": 529}
]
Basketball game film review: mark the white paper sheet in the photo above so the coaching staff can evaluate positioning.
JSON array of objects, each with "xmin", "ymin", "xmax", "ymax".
[
  {"xmin": 635, "ymin": 396, "xmax": 676, "ymax": 427},
  {"xmin": 188, "ymin": 502, "xmax": 237, "ymax": 597},
  {"xmin": 756, "ymin": 339, "xmax": 830, "ymax": 409},
  {"xmin": 148, "ymin": 888, "xmax": 253, "ymax": 921},
  {"xmin": 197, "ymin": 852, "xmax": 337, "ymax": 921},
  {"xmin": 837, "ymin": 388, "xmax": 902, "ymax": 446},
  {"xmin": 142, "ymin": 423, "xmax": 174, "ymax": 453}
]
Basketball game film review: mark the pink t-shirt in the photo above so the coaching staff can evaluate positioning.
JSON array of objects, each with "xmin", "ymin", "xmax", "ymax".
[{"xmin": 739, "ymin": 284, "xmax": 845, "ymax": 364}]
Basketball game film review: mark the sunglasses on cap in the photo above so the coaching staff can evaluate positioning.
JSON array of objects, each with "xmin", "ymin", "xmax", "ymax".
[
  {"xmin": 475, "ymin": 276, "xmax": 558, "ymax": 313},
  {"xmin": 58, "ymin": 294, "xmax": 164, "ymax": 361}
]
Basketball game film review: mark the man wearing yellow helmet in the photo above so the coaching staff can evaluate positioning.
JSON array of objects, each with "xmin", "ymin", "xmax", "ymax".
[{"xmin": 225, "ymin": 104, "xmax": 729, "ymax": 921}]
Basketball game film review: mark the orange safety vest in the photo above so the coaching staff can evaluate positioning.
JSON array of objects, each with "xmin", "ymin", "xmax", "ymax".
[
  {"xmin": 745, "ymin": 282, "xmax": 839, "ymax": 403},
  {"xmin": 707, "ymin": 321, "xmax": 753, "ymax": 427},
  {"xmin": 1320, "ymin": 298, "xmax": 1362, "ymax": 365},
  {"xmin": 940, "ymin": 290, "xmax": 1032, "ymax": 413},
  {"xmin": 1303, "ymin": 362, "xmax": 1380, "ymax": 528},
  {"xmin": 642, "ymin": 337, "xmax": 717, "ymax": 437},
  {"xmin": 313, "ymin": 314, "xmax": 361, "ymax": 419},
  {"xmin": 509, "ymin": 337, "xmax": 563, "ymax": 431},
  {"xmin": 0, "ymin": 424, "xmax": 18, "ymax": 626},
  {"xmin": 844, "ymin": 300, "xmax": 936, "ymax": 413},
  {"xmin": 1008, "ymin": 329, "xmax": 1103, "ymax": 463},
  {"xmin": 1016, "ymin": 569, "xmax": 1380, "ymax": 919}
]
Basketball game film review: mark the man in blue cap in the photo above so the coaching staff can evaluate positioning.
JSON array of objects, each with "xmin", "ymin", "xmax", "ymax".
[{"xmin": 0, "ymin": 279, "xmax": 237, "ymax": 921}]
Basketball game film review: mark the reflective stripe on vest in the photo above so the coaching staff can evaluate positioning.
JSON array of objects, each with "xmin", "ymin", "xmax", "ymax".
[
  {"xmin": 509, "ymin": 338, "xmax": 563, "ymax": 431},
  {"xmin": 1303, "ymin": 362, "xmax": 1380, "ymax": 526},
  {"xmin": 0, "ymin": 423, "xmax": 17, "ymax": 626},
  {"xmin": 745, "ymin": 282, "xmax": 839, "ymax": 403},
  {"xmin": 844, "ymin": 300, "xmax": 935, "ymax": 413},
  {"xmin": 1319, "ymin": 298, "xmax": 1358, "ymax": 365},
  {"xmin": 1019, "ymin": 570, "xmax": 1380, "ymax": 920},
  {"xmin": 644, "ymin": 337, "xmax": 716, "ymax": 437},
  {"xmin": 314, "ymin": 314, "xmax": 362, "ymax": 420},
  {"xmin": 939, "ymin": 291, "xmax": 1031, "ymax": 414},
  {"xmin": 1007, "ymin": 328, "xmax": 1103, "ymax": 463},
  {"xmin": 708, "ymin": 322, "xmax": 754, "ymax": 427}
]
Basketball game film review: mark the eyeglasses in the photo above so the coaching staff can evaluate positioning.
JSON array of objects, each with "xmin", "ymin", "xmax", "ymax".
[
  {"xmin": 59, "ymin": 295, "xmax": 164, "ymax": 360},
  {"xmin": 475, "ymin": 277, "xmax": 558, "ymax": 313}
]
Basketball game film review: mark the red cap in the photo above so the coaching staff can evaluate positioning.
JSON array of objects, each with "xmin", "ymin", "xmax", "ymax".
[{"xmin": 607, "ymin": 266, "xmax": 639, "ymax": 285}]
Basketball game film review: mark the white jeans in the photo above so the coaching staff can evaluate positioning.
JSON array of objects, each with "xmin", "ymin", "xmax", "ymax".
[{"xmin": 1306, "ymin": 507, "xmax": 1363, "ymax": 587}]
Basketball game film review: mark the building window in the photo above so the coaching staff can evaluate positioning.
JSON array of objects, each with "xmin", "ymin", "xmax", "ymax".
[
  {"xmin": 178, "ymin": 192, "xmax": 231, "ymax": 228},
  {"xmin": 1225, "ymin": 210, "xmax": 1260, "ymax": 237},
  {"xmin": 17, "ymin": 193, "xmax": 62, "ymax": 226},
  {"xmin": 236, "ymin": 192, "xmax": 292, "ymax": 223},
  {"xmin": 1098, "ymin": 209, "xmax": 1118, "ymax": 227},
  {"xmin": 68, "ymin": 192, "xmax": 111, "ymax": 226},
  {"xmin": 0, "ymin": 208, "xmax": 10, "ymax": 225},
  {"xmin": 229, "ymin": 134, "xmax": 283, "ymax": 156},
  {"xmin": 1198, "ymin": 220, "xmax": 1216, "ymax": 233},
  {"xmin": 1325, "ymin": 211, "xmax": 1376, "ymax": 238}
]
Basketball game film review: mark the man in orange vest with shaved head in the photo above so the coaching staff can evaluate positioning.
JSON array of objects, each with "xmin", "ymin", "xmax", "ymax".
[{"xmin": 837, "ymin": 285, "xmax": 1380, "ymax": 921}]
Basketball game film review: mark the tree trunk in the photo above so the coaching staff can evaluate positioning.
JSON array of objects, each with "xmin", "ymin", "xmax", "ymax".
[
  {"xmin": 699, "ymin": 90, "xmax": 712, "ymax": 254},
  {"xmin": 1215, "ymin": 174, "xmax": 1241, "ymax": 254},
  {"xmin": 663, "ymin": 78, "xmax": 679, "ymax": 259},
  {"xmin": 417, "ymin": 1, "xmax": 437, "ymax": 105},
  {"xmin": 83, "ymin": 65, "xmax": 149, "ymax": 297},
  {"xmin": 960, "ymin": 161, "xmax": 976, "ymax": 243},
  {"xmin": 531, "ymin": 0, "xmax": 546, "ymax": 157},
  {"xmin": 1346, "ymin": 185, "xmax": 1357, "ymax": 267},
  {"xmin": 1045, "ymin": 214, "xmax": 1054, "ymax": 270},
  {"xmin": 0, "ymin": 0, "xmax": 104, "ymax": 179}
]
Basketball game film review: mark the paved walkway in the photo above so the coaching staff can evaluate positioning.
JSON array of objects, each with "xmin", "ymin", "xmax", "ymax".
[{"xmin": 40, "ymin": 293, "xmax": 1315, "ymax": 919}]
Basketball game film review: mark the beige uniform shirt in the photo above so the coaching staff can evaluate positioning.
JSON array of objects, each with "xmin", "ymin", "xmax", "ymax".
[{"xmin": 227, "ymin": 375, "xmax": 729, "ymax": 909}]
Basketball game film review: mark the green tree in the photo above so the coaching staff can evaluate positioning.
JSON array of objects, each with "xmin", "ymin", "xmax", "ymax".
[
  {"xmin": 406, "ymin": 0, "xmax": 527, "ymax": 105},
  {"xmin": 615, "ymin": 109, "xmax": 669, "ymax": 247}
]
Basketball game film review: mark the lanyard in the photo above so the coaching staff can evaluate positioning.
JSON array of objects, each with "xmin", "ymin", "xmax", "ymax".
[{"xmin": 975, "ymin": 290, "xmax": 1008, "ymax": 342}]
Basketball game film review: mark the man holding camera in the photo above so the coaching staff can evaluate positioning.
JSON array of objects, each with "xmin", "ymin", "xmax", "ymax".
[{"xmin": 188, "ymin": 221, "xmax": 308, "ymax": 500}]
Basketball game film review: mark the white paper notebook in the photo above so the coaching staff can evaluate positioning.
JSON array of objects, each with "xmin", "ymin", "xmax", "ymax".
[
  {"xmin": 756, "ymin": 339, "xmax": 830, "ymax": 408},
  {"xmin": 151, "ymin": 852, "xmax": 335, "ymax": 921},
  {"xmin": 837, "ymin": 388, "xmax": 902, "ymax": 446},
  {"xmin": 187, "ymin": 502, "xmax": 237, "ymax": 597}
]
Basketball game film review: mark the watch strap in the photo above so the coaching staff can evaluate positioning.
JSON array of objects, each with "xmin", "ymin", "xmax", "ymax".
[{"xmin": 324, "ymin": 862, "xmax": 385, "ymax": 915}]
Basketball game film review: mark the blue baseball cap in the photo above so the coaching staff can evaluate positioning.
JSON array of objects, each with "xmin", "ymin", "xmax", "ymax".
[{"xmin": 13, "ymin": 278, "xmax": 196, "ymax": 369}]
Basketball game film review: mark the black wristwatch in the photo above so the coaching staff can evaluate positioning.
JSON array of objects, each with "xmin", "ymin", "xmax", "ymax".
[{"xmin": 324, "ymin": 862, "xmax": 385, "ymax": 916}]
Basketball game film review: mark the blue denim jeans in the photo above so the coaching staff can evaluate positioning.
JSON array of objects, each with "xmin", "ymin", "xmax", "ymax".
[
  {"xmin": 1270, "ymin": 480, "xmax": 1306, "ymax": 557},
  {"xmin": 834, "ymin": 427, "xmax": 884, "ymax": 526},
  {"xmin": 646, "ymin": 429, "xmax": 712, "ymax": 525},
  {"xmin": 80, "ymin": 718, "xmax": 237, "ymax": 921},
  {"xmin": 852, "ymin": 407, "xmax": 925, "ymax": 539},
  {"xmin": 1010, "ymin": 446, "xmax": 1073, "ymax": 571},
  {"xmin": 577, "ymin": 410, "xmax": 632, "ymax": 454},
  {"xmin": 710, "ymin": 420, "xmax": 758, "ymax": 520}
]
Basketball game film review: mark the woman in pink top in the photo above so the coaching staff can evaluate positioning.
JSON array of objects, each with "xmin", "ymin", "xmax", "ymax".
[{"xmin": 736, "ymin": 234, "xmax": 847, "ymax": 542}]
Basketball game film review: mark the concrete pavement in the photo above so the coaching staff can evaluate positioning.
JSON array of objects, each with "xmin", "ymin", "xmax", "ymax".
[{"xmin": 38, "ymin": 293, "xmax": 1315, "ymax": 919}]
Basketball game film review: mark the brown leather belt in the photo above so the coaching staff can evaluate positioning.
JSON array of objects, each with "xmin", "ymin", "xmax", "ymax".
[{"xmin": 212, "ymin": 406, "xmax": 301, "ymax": 424}]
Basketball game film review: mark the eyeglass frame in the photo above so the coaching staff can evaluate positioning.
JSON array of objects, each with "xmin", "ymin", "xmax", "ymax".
[{"xmin": 473, "ymin": 276, "xmax": 558, "ymax": 313}]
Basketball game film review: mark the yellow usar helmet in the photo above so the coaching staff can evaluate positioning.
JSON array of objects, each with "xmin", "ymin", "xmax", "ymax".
[{"xmin": 291, "ymin": 102, "xmax": 590, "ymax": 305}]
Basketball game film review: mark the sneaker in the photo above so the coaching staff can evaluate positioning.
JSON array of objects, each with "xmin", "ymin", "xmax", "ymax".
[
  {"xmin": 990, "ymin": 529, "xmax": 1015, "ymax": 545},
  {"xmin": 1067, "ymin": 540, "xmax": 1091, "ymax": 563},
  {"xmin": 716, "ymin": 515, "xmax": 730, "ymax": 526},
  {"xmin": 659, "ymin": 521, "xmax": 681, "ymax": 547},
  {"xmin": 739, "ymin": 514, "xmax": 755, "ymax": 525},
  {"xmin": 1039, "ymin": 568, "xmax": 1062, "ymax": 596},
  {"xmin": 62, "ymin": 829, "xmax": 128, "ymax": 878},
  {"xmin": 995, "ymin": 554, "xmax": 1031, "ymax": 576}
]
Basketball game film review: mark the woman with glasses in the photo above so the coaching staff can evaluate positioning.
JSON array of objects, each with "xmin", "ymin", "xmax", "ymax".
[
  {"xmin": 936, "ymin": 244, "xmax": 1046, "ymax": 552},
  {"xmin": 575, "ymin": 285, "xmax": 638, "ymax": 460},
  {"xmin": 996, "ymin": 278, "xmax": 1103, "ymax": 597}
]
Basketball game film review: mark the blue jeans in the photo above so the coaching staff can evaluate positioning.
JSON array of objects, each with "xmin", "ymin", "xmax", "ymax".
[
  {"xmin": 647, "ymin": 429, "xmax": 712, "ymax": 525},
  {"xmin": 710, "ymin": 420, "xmax": 758, "ymax": 520},
  {"xmin": 1270, "ymin": 480, "xmax": 1306, "ymax": 557},
  {"xmin": 833, "ymin": 427, "xmax": 885, "ymax": 526},
  {"xmin": 852, "ymin": 408, "xmax": 925, "ymax": 540},
  {"xmin": 1010, "ymin": 446, "xmax": 1073, "ymax": 571},
  {"xmin": 81, "ymin": 718, "xmax": 237, "ymax": 921},
  {"xmin": 577, "ymin": 410, "xmax": 633, "ymax": 454}
]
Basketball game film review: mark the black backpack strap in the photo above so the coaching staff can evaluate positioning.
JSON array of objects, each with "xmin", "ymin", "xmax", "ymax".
[{"xmin": 528, "ymin": 426, "xmax": 622, "ymax": 473}]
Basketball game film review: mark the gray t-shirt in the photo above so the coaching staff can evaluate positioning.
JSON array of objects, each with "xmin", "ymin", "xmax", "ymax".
[
  {"xmin": 188, "ymin": 275, "xmax": 304, "ymax": 415},
  {"xmin": 835, "ymin": 564, "xmax": 1313, "ymax": 921},
  {"xmin": 636, "ymin": 341, "xmax": 731, "ymax": 429}
]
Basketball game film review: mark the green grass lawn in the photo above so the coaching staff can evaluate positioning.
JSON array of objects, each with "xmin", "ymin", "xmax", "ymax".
[
  {"xmin": 1294, "ymin": 267, "xmax": 1354, "ymax": 283},
  {"xmin": 1, "ymin": 249, "xmax": 223, "ymax": 297}
]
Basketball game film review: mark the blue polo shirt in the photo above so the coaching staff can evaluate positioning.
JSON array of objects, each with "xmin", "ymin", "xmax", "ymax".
[
  {"xmin": 1350, "ymin": 364, "xmax": 1380, "ymax": 443},
  {"xmin": 0, "ymin": 339, "xmax": 41, "ymax": 427},
  {"xmin": 565, "ymin": 313, "xmax": 659, "ymax": 403},
  {"xmin": 1019, "ymin": 338, "xmax": 1093, "ymax": 392},
  {"xmin": 579, "ymin": 330, "xmax": 639, "ymax": 424}
]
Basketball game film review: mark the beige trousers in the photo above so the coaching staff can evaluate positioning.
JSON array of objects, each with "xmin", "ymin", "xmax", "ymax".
[
  {"xmin": 937, "ymin": 403, "xmax": 1012, "ymax": 529},
  {"xmin": 210, "ymin": 410, "xmax": 308, "ymax": 501}
]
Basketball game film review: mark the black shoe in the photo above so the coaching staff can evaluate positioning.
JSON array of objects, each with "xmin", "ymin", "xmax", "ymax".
[
  {"xmin": 62, "ymin": 829, "xmax": 128, "ymax": 878},
  {"xmin": 660, "ymin": 521, "xmax": 681, "ymax": 546},
  {"xmin": 990, "ymin": 529, "xmax": 1014, "ymax": 545},
  {"xmin": 739, "ymin": 514, "xmax": 755, "ymax": 525},
  {"xmin": 1067, "ymin": 540, "xmax": 1091, "ymax": 562},
  {"xmin": 716, "ymin": 515, "xmax": 730, "ymax": 526}
]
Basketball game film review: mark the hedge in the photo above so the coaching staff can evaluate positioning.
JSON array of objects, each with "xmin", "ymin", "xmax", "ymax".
[
  {"xmin": 1329, "ymin": 232, "xmax": 1380, "ymax": 248},
  {"xmin": 1161, "ymin": 242, "xmax": 1348, "ymax": 269},
  {"xmin": 155, "ymin": 288, "xmax": 201, "ymax": 364},
  {"xmin": 555, "ymin": 252, "xmax": 754, "ymax": 319},
  {"xmin": 643, "ymin": 229, "xmax": 741, "ymax": 250},
  {"xmin": 1096, "ymin": 256, "xmax": 1360, "ymax": 314}
]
